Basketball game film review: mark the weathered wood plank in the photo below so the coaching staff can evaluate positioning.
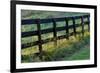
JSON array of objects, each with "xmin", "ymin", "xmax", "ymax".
[
  {"xmin": 65, "ymin": 18, "xmax": 69, "ymax": 39},
  {"xmin": 81, "ymin": 16, "xmax": 84, "ymax": 36},
  {"xmin": 36, "ymin": 19, "xmax": 43, "ymax": 60},
  {"xmin": 52, "ymin": 19, "xmax": 57, "ymax": 46},
  {"xmin": 72, "ymin": 17, "xmax": 76, "ymax": 37},
  {"xmin": 21, "ymin": 23, "xmax": 89, "ymax": 37},
  {"xmin": 22, "ymin": 31, "xmax": 87, "ymax": 49}
]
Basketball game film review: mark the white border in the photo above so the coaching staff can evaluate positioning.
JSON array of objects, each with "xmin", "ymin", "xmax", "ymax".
[{"xmin": 16, "ymin": 4, "xmax": 94, "ymax": 69}]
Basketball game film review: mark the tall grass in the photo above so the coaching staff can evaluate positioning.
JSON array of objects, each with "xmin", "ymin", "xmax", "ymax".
[
  {"xmin": 21, "ymin": 32, "xmax": 90, "ymax": 62},
  {"xmin": 43, "ymin": 32, "xmax": 90, "ymax": 61}
]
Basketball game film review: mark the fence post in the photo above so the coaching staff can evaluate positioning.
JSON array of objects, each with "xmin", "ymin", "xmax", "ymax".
[
  {"xmin": 36, "ymin": 19, "xmax": 43, "ymax": 60},
  {"xmin": 87, "ymin": 15, "xmax": 90, "ymax": 32},
  {"xmin": 72, "ymin": 17, "xmax": 76, "ymax": 37},
  {"xmin": 81, "ymin": 16, "xmax": 84, "ymax": 37},
  {"xmin": 65, "ymin": 17, "xmax": 69, "ymax": 39},
  {"xmin": 52, "ymin": 19, "xmax": 57, "ymax": 46}
]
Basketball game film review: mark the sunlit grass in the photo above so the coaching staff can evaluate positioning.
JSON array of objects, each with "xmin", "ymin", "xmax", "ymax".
[
  {"xmin": 64, "ymin": 47, "xmax": 90, "ymax": 60},
  {"xmin": 21, "ymin": 31, "xmax": 90, "ymax": 62},
  {"xmin": 46, "ymin": 32, "xmax": 90, "ymax": 61}
]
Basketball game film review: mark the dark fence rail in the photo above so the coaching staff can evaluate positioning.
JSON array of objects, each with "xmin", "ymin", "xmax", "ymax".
[{"xmin": 21, "ymin": 15, "xmax": 90, "ymax": 59}]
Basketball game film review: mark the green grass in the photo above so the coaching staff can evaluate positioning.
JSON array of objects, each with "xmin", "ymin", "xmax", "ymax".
[
  {"xmin": 21, "ymin": 10, "xmax": 89, "ymax": 19},
  {"xmin": 44, "ymin": 34, "xmax": 90, "ymax": 61},
  {"xmin": 63, "ymin": 46, "xmax": 90, "ymax": 60},
  {"xmin": 21, "ymin": 32, "xmax": 90, "ymax": 62}
]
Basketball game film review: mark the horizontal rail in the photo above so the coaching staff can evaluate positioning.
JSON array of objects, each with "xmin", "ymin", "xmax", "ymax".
[
  {"xmin": 21, "ymin": 29, "xmax": 88, "ymax": 49},
  {"xmin": 22, "ymin": 21, "xmax": 89, "ymax": 37}
]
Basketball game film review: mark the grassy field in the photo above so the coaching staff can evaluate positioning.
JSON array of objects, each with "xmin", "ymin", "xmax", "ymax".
[
  {"xmin": 63, "ymin": 45, "xmax": 90, "ymax": 60},
  {"xmin": 21, "ymin": 32, "xmax": 90, "ymax": 62},
  {"xmin": 21, "ymin": 10, "xmax": 89, "ymax": 19},
  {"xmin": 21, "ymin": 10, "xmax": 90, "ymax": 63}
]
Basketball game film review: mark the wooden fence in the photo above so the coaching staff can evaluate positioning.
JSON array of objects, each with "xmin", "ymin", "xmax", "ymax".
[{"xmin": 21, "ymin": 15, "xmax": 90, "ymax": 59}]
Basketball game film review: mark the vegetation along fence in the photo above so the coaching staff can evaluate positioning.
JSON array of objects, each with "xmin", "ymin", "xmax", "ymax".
[{"xmin": 21, "ymin": 14, "xmax": 90, "ymax": 60}]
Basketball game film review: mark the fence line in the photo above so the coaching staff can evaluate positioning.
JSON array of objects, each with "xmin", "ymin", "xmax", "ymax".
[{"xmin": 21, "ymin": 15, "xmax": 90, "ymax": 59}]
